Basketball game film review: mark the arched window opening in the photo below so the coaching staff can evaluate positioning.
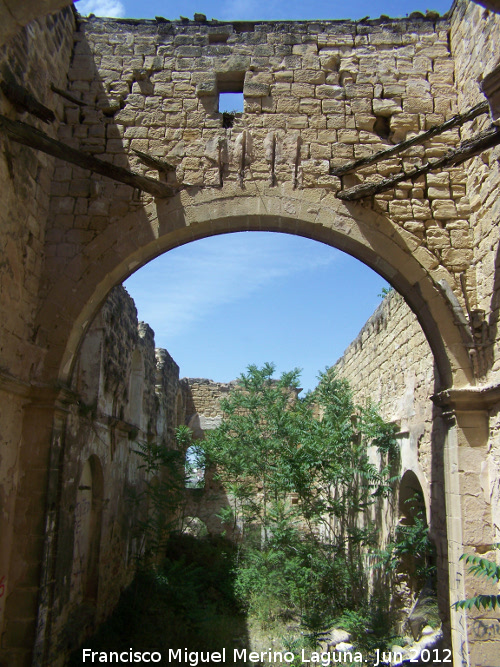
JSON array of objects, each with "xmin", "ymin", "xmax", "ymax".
[
  {"xmin": 185, "ymin": 445, "xmax": 205, "ymax": 489},
  {"xmin": 128, "ymin": 349, "xmax": 144, "ymax": 427},
  {"xmin": 71, "ymin": 456, "xmax": 104, "ymax": 604},
  {"xmin": 182, "ymin": 516, "xmax": 208, "ymax": 538},
  {"xmin": 176, "ymin": 389, "xmax": 184, "ymax": 428}
]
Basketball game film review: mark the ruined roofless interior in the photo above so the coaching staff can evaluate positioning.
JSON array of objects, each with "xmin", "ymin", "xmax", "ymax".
[{"xmin": 1, "ymin": 0, "xmax": 500, "ymax": 664}]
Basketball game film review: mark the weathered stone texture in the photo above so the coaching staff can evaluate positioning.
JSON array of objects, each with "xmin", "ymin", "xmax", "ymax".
[
  {"xmin": 0, "ymin": 9, "xmax": 75, "ymax": 663},
  {"xmin": 334, "ymin": 292, "xmax": 453, "ymax": 627},
  {"xmin": 335, "ymin": 291, "xmax": 435, "ymax": 483},
  {"xmin": 451, "ymin": 1, "xmax": 500, "ymax": 384},
  {"xmin": 41, "ymin": 11, "xmax": 475, "ymax": 281},
  {"xmin": 450, "ymin": 8, "xmax": 500, "ymax": 657},
  {"xmin": 45, "ymin": 286, "xmax": 183, "ymax": 664},
  {"xmin": 2, "ymin": 1, "xmax": 500, "ymax": 664},
  {"xmin": 0, "ymin": 6, "xmax": 74, "ymax": 382}
]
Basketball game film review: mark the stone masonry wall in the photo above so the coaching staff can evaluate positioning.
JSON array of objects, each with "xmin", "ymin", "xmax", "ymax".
[
  {"xmin": 452, "ymin": 0, "xmax": 500, "ymax": 382},
  {"xmin": 181, "ymin": 379, "xmax": 236, "ymax": 535},
  {"xmin": 2, "ymin": 2, "xmax": 500, "ymax": 663},
  {"xmin": 43, "ymin": 9, "xmax": 475, "ymax": 303},
  {"xmin": 335, "ymin": 291, "xmax": 435, "ymax": 491},
  {"xmin": 334, "ymin": 292, "xmax": 439, "ymax": 616},
  {"xmin": 451, "ymin": 4, "xmax": 500, "ymax": 665},
  {"xmin": 42, "ymin": 286, "xmax": 183, "ymax": 665},
  {"xmin": 0, "ymin": 6, "xmax": 75, "ymax": 651},
  {"xmin": 0, "ymin": 6, "xmax": 74, "ymax": 383}
]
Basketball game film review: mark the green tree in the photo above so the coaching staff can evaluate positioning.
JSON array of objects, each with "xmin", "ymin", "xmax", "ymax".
[
  {"xmin": 203, "ymin": 364, "xmax": 398, "ymax": 631},
  {"xmin": 131, "ymin": 426, "xmax": 196, "ymax": 561}
]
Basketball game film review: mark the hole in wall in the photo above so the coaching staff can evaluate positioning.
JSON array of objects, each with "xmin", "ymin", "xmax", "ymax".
[
  {"xmin": 219, "ymin": 91, "xmax": 244, "ymax": 112},
  {"xmin": 185, "ymin": 444, "xmax": 205, "ymax": 488},
  {"xmin": 219, "ymin": 91, "xmax": 244, "ymax": 128},
  {"xmin": 209, "ymin": 33, "xmax": 229, "ymax": 44},
  {"xmin": 373, "ymin": 115, "xmax": 392, "ymax": 142}
]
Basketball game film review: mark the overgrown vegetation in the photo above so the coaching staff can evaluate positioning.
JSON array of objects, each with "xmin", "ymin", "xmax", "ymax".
[
  {"xmin": 129, "ymin": 436, "xmax": 186, "ymax": 560},
  {"xmin": 70, "ymin": 535, "xmax": 245, "ymax": 665},
  {"xmin": 74, "ymin": 364, "xmax": 439, "ymax": 662},
  {"xmin": 200, "ymin": 364, "xmax": 400, "ymax": 646},
  {"xmin": 454, "ymin": 544, "xmax": 500, "ymax": 611},
  {"xmin": 375, "ymin": 493, "xmax": 436, "ymax": 589}
]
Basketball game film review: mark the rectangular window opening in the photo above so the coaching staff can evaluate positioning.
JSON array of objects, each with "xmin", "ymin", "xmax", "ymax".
[{"xmin": 218, "ymin": 91, "xmax": 244, "ymax": 114}]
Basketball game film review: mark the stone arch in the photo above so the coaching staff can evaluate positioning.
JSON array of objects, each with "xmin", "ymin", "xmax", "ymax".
[
  {"xmin": 397, "ymin": 470, "xmax": 435, "ymax": 599},
  {"xmin": 185, "ymin": 444, "xmax": 205, "ymax": 489},
  {"xmin": 38, "ymin": 190, "xmax": 474, "ymax": 394},
  {"xmin": 128, "ymin": 349, "xmax": 144, "ymax": 428},
  {"xmin": 399, "ymin": 469, "xmax": 429, "ymax": 527},
  {"xmin": 176, "ymin": 389, "xmax": 184, "ymax": 428},
  {"xmin": 71, "ymin": 455, "xmax": 104, "ymax": 604}
]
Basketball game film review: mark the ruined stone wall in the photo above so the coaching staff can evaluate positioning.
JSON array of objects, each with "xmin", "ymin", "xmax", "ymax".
[
  {"xmin": 450, "ymin": 4, "xmax": 500, "ymax": 663},
  {"xmin": 333, "ymin": 292, "xmax": 450, "ymax": 631},
  {"xmin": 0, "ymin": 6, "xmax": 75, "ymax": 650},
  {"xmin": 0, "ymin": 6, "xmax": 74, "ymax": 383},
  {"xmin": 184, "ymin": 378, "xmax": 233, "ymax": 433},
  {"xmin": 451, "ymin": 0, "xmax": 500, "ymax": 382},
  {"xmin": 156, "ymin": 347, "xmax": 184, "ymax": 446},
  {"xmin": 334, "ymin": 291, "xmax": 435, "ymax": 494},
  {"xmin": 2, "ymin": 2, "xmax": 500, "ymax": 663},
  {"xmin": 44, "ymin": 286, "xmax": 183, "ymax": 664},
  {"xmin": 452, "ymin": 0, "xmax": 500, "ymax": 535},
  {"xmin": 182, "ymin": 379, "xmax": 235, "ymax": 534},
  {"xmin": 43, "ymin": 10, "xmax": 476, "ymax": 295}
]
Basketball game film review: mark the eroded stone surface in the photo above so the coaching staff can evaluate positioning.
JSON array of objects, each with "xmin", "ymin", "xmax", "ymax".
[{"xmin": 1, "ymin": 1, "xmax": 500, "ymax": 664}]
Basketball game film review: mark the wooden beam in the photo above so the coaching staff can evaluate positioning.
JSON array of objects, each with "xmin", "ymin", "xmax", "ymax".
[
  {"xmin": 50, "ymin": 83, "xmax": 86, "ymax": 108},
  {"xmin": 0, "ymin": 68, "xmax": 56, "ymax": 123},
  {"xmin": 132, "ymin": 148, "xmax": 176, "ymax": 174},
  {"xmin": 330, "ymin": 101, "xmax": 489, "ymax": 177},
  {"xmin": 336, "ymin": 126, "xmax": 500, "ymax": 201},
  {"xmin": 0, "ymin": 114, "xmax": 176, "ymax": 198}
]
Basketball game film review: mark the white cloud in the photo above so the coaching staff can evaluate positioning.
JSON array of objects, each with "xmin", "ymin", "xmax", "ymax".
[
  {"xmin": 76, "ymin": 0, "xmax": 126, "ymax": 17},
  {"xmin": 124, "ymin": 232, "xmax": 338, "ymax": 341}
]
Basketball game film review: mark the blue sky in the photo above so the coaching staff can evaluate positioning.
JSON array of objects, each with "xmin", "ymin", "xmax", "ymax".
[
  {"xmin": 77, "ymin": 0, "xmax": 447, "ymax": 392},
  {"xmin": 75, "ymin": 0, "xmax": 453, "ymax": 21},
  {"xmin": 124, "ymin": 233, "xmax": 389, "ymax": 393}
]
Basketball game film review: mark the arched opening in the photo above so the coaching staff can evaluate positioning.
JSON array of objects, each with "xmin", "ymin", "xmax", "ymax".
[
  {"xmin": 182, "ymin": 517, "xmax": 209, "ymax": 538},
  {"xmin": 128, "ymin": 349, "xmax": 144, "ymax": 427},
  {"xmin": 38, "ymin": 207, "xmax": 475, "ymax": 663},
  {"xmin": 185, "ymin": 444, "xmax": 205, "ymax": 489},
  {"xmin": 395, "ymin": 470, "xmax": 439, "ymax": 638},
  {"xmin": 45, "ymin": 200, "xmax": 474, "ymax": 392},
  {"xmin": 71, "ymin": 455, "xmax": 104, "ymax": 604}
]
